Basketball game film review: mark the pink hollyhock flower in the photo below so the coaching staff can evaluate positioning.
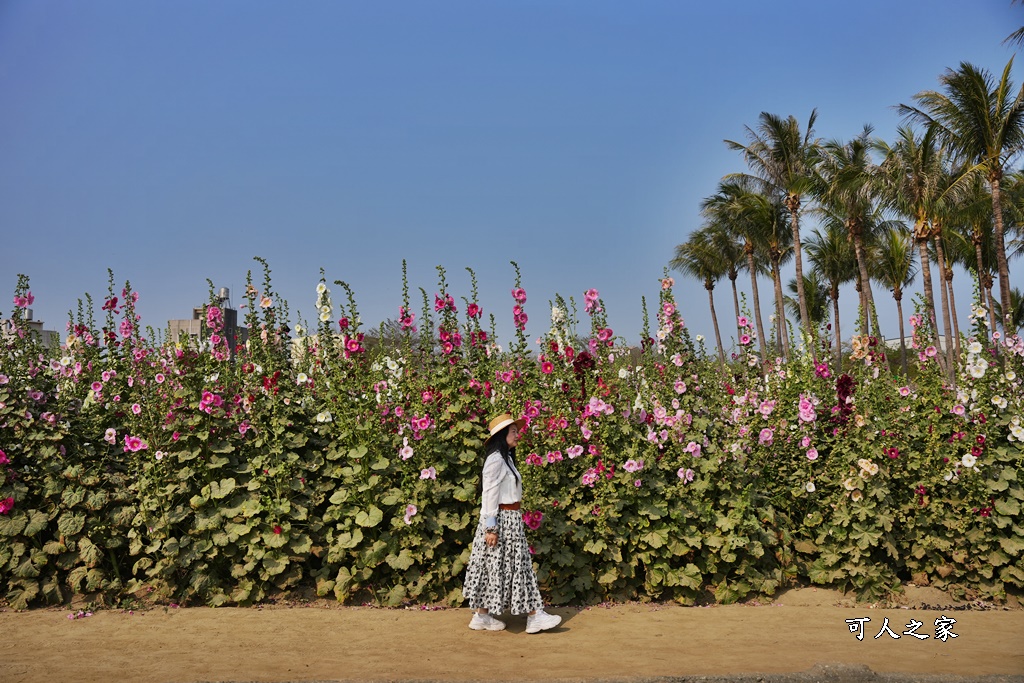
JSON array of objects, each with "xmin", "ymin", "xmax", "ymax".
[
  {"xmin": 0, "ymin": 449, "xmax": 7, "ymax": 465},
  {"xmin": 597, "ymin": 328, "xmax": 613, "ymax": 342},
  {"xmin": 661, "ymin": 277, "xmax": 674, "ymax": 289},
  {"xmin": 131, "ymin": 403, "xmax": 142, "ymax": 415},
  {"xmin": 260, "ymin": 296, "xmax": 273, "ymax": 308},
  {"xmin": 925, "ymin": 346, "xmax": 937, "ymax": 357},
  {"xmin": 155, "ymin": 373, "xmax": 165, "ymax": 384},
  {"xmin": 273, "ymin": 525, "xmax": 283, "ymax": 535},
  {"xmin": 467, "ymin": 303, "xmax": 482, "ymax": 318},
  {"xmin": 677, "ymin": 468, "xmax": 695, "ymax": 483},
  {"xmin": 898, "ymin": 386, "xmax": 911, "ymax": 397},
  {"xmin": 740, "ymin": 334, "xmax": 751, "ymax": 345},
  {"xmin": 737, "ymin": 315, "xmax": 749, "ymax": 327},
  {"xmin": 541, "ymin": 361, "xmax": 553, "ymax": 374},
  {"xmin": 420, "ymin": 466, "xmax": 437, "ymax": 480},
  {"xmin": 758, "ymin": 427, "xmax": 774, "ymax": 445},
  {"xmin": 92, "ymin": 381, "xmax": 103, "ymax": 392},
  {"xmin": 674, "ymin": 380, "xmax": 687, "ymax": 394},
  {"xmin": 0, "ymin": 497, "xmax": 15, "ymax": 514},
  {"xmin": 546, "ymin": 451, "xmax": 563, "ymax": 463},
  {"xmin": 806, "ymin": 448, "xmax": 818, "ymax": 461},
  {"xmin": 104, "ymin": 428, "xmax": 117, "ymax": 444},
  {"xmin": 951, "ymin": 405, "xmax": 965, "ymax": 416},
  {"xmin": 567, "ymin": 445, "xmax": 584, "ymax": 459},
  {"xmin": 399, "ymin": 438, "xmax": 414, "ymax": 460},
  {"xmin": 526, "ymin": 453, "xmax": 543, "ymax": 466},
  {"xmin": 404, "ymin": 504, "xmax": 418, "ymax": 525},
  {"xmin": 663, "ymin": 303, "xmax": 676, "ymax": 316},
  {"xmin": 511, "ymin": 288, "xmax": 527, "ymax": 304},
  {"xmin": 684, "ymin": 441, "xmax": 702, "ymax": 457}
]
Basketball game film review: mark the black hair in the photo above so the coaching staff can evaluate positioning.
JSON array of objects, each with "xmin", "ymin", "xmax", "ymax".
[{"xmin": 485, "ymin": 424, "xmax": 520, "ymax": 485}]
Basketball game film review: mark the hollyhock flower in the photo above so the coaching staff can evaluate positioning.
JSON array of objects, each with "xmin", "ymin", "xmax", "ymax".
[
  {"xmin": 661, "ymin": 277, "xmax": 675, "ymax": 289},
  {"xmin": 511, "ymin": 287, "xmax": 527, "ymax": 304},
  {"xmin": 296, "ymin": 373, "xmax": 309, "ymax": 385},
  {"xmin": 677, "ymin": 467, "xmax": 695, "ymax": 483},
  {"xmin": 967, "ymin": 340, "xmax": 983, "ymax": 354},
  {"xmin": 399, "ymin": 438, "xmax": 414, "ymax": 460},
  {"xmin": 597, "ymin": 328, "xmax": 613, "ymax": 342},
  {"xmin": 758, "ymin": 428, "xmax": 774, "ymax": 445},
  {"xmin": 814, "ymin": 363, "xmax": 831, "ymax": 379},
  {"xmin": 131, "ymin": 403, "xmax": 142, "ymax": 415},
  {"xmin": 104, "ymin": 428, "xmax": 117, "ymax": 444},
  {"xmin": 623, "ymin": 459, "xmax": 643, "ymax": 473},
  {"xmin": 260, "ymin": 296, "xmax": 273, "ymax": 308},
  {"xmin": 91, "ymin": 381, "xmax": 103, "ymax": 392},
  {"xmin": 155, "ymin": 373, "xmax": 165, "ymax": 384},
  {"xmin": 467, "ymin": 303, "xmax": 482, "ymax": 318},
  {"xmin": 567, "ymin": 445, "xmax": 584, "ymax": 458},
  {"xmin": 951, "ymin": 405, "xmax": 966, "ymax": 416},
  {"xmin": 420, "ymin": 466, "xmax": 437, "ymax": 480},
  {"xmin": 925, "ymin": 345, "xmax": 937, "ymax": 357},
  {"xmin": 851, "ymin": 490, "xmax": 864, "ymax": 502},
  {"xmin": 0, "ymin": 450, "xmax": 6, "ymax": 465},
  {"xmin": 898, "ymin": 386, "xmax": 911, "ymax": 397},
  {"xmin": 674, "ymin": 380, "xmax": 687, "ymax": 394},
  {"xmin": 806, "ymin": 448, "xmax": 818, "ymax": 461},
  {"xmin": 154, "ymin": 451, "xmax": 164, "ymax": 461},
  {"xmin": 684, "ymin": 441, "xmax": 702, "ymax": 457},
  {"xmin": 404, "ymin": 504, "xmax": 418, "ymax": 524},
  {"xmin": 758, "ymin": 400, "xmax": 776, "ymax": 417},
  {"xmin": 0, "ymin": 497, "xmax": 14, "ymax": 515},
  {"xmin": 961, "ymin": 453, "xmax": 977, "ymax": 468},
  {"xmin": 338, "ymin": 317, "xmax": 350, "ymax": 329},
  {"xmin": 740, "ymin": 334, "xmax": 752, "ymax": 346},
  {"xmin": 805, "ymin": 482, "xmax": 816, "ymax": 493}
]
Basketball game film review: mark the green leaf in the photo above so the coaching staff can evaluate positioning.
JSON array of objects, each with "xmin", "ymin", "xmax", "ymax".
[
  {"xmin": 355, "ymin": 506, "xmax": 384, "ymax": 528},
  {"xmin": 262, "ymin": 552, "xmax": 287, "ymax": 576},
  {"xmin": 386, "ymin": 549, "xmax": 415, "ymax": 571},
  {"xmin": 329, "ymin": 489, "xmax": 349, "ymax": 505},
  {"xmin": 0, "ymin": 512, "xmax": 28, "ymax": 537},
  {"xmin": 348, "ymin": 445, "xmax": 368, "ymax": 459},
  {"xmin": 370, "ymin": 457, "xmax": 390, "ymax": 471},
  {"xmin": 210, "ymin": 478, "xmax": 236, "ymax": 500},
  {"xmin": 57, "ymin": 513, "xmax": 85, "ymax": 537},
  {"xmin": 994, "ymin": 498, "xmax": 1021, "ymax": 516},
  {"xmin": 23, "ymin": 510, "xmax": 48, "ymax": 537}
]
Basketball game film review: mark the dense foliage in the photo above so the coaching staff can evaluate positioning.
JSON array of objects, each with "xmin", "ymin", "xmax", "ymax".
[{"xmin": 1, "ymin": 262, "xmax": 1022, "ymax": 610}]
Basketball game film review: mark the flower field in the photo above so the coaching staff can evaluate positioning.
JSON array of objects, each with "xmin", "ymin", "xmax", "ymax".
[{"xmin": 1, "ymin": 260, "xmax": 1022, "ymax": 611}]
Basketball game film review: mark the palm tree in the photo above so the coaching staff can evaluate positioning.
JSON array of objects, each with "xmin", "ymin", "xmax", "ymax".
[
  {"xmin": 900, "ymin": 58, "xmax": 1024, "ymax": 335},
  {"xmin": 785, "ymin": 272, "xmax": 829, "ymax": 331},
  {"xmin": 726, "ymin": 110, "xmax": 820, "ymax": 346},
  {"xmin": 702, "ymin": 178, "xmax": 774, "ymax": 361},
  {"xmin": 994, "ymin": 288, "xmax": 1024, "ymax": 332},
  {"xmin": 703, "ymin": 219, "xmax": 746, "ymax": 335},
  {"xmin": 875, "ymin": 125, "xmax": 950, "ymax": 352},
  {"xmin": 670, "ymin": 227, "xmax": 729, "ymax": 367},
  {"xmin": 870, "ymin": 225, "xmax": 918, "ymax": 374},
  {"xmin": 1005, "ymin": 0, "xmax": 1024, "ymax": 47},
  {"xmin": 815, "ymin": 126, "xmax": 883, "ymax": 338},
  {"xmin": 805, "ymin": 222, "xmax": 858, "ymax": 370}
]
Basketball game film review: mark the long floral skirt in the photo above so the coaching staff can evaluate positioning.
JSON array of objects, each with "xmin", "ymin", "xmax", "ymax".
[{"xmin": 461, "ymin": 509, "xmax": 543, "ymax": 616}]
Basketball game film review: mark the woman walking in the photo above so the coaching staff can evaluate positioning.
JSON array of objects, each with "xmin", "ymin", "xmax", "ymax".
[{"xmin": 462, "ymin": 413, "xmax": 562, "ymax": 634}]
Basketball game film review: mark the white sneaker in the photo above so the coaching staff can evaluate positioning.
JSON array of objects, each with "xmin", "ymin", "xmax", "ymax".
[
  {"xmin": 469, "ymin": 612, "xmax": 506, "ymax": 631},
  {"xmin": 525, "ymin": 609, "xmax": 561, "ymax": 634}
]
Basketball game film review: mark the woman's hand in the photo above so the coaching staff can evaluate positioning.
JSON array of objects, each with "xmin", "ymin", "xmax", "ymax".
[{"xmin": 485, "ymin": 531, "xmax": 498, "ymax": 548}]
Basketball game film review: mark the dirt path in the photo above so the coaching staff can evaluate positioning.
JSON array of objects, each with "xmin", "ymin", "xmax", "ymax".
[{"xmin": 1, "ymin": 588, "xmax": 1022, "ymax": 683}]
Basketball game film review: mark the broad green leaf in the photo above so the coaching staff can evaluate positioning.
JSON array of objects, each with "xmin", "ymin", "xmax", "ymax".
[
  {"xmin": 354, "ymin": 506, "xmax": 384, "ymax": 528},
  {"xmin": 23, "ymin": 510, "xmax": 48, "ymax": 537},
  {"xmin": 56, "ymin": 513, "xmax": 85, "ymax": 537},
  {"xmin": 210, "ymin": 478, "xmax": 236, "ymax": 500},
  {"xmin": 348, "ymin": 445, "xmax": 368, "ymax": 459}
]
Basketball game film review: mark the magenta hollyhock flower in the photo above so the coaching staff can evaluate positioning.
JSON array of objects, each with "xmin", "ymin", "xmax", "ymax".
[
  {"xmin": 740, "ymin": 334, "xmax": 751, "ymax": 345},
  {"xmin": 0, "ymin": 497, "xmax": 15, "ymax": 515},
  {"xmin": 91, "ymin": 381, "xmax": 103, "ymax": 392},
  {"xmin": 467, "ymin": 303, "xmax": 482, "ymax": 318},
  {"xmin": 597, "ymin": 328, "xmax": 613, "ymax": 342},
  {"xmin": 131, "ymin": 403, "xmax": 142, "ymax": 415},
  {"xmin": 541, "ymin": 361, "xmax": 553, "ymax": 374},
  {"xmin": 526, "ymin": 453, "xmax": 543, "ymax": 466},
  {"xmin": 0, "ymin": 449, "xmax": 7, "ymax": 465},
  {"xmin": 511, "ymin": 287, "xmax": 527, "ymax": 304},
  {"xmin": 273, "ymin": 525, "xmax": 283, "ymax": 535},
  {"xmin": 546, "ymin": 451, "xmax": 562, "ymax": 463}
]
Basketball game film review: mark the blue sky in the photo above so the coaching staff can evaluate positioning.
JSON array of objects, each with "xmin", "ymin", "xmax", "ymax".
[{"xmin": 0, "ymin": 1, "xmax": 1020, "ymax": 351}]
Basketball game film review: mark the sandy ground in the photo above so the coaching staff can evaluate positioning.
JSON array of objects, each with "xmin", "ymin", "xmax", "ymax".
[{"xmin": 1, "ymin": 587, "xmax": 1022, "ymax": 683}]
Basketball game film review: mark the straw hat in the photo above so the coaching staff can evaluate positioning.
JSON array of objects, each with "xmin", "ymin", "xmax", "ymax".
[{"xmin": 486, "ymin": 413, "xmax": 525, "ymax": 438}]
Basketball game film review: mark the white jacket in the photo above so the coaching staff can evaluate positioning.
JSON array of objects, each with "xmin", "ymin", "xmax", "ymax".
[{"xmin": 480, "ymin": 450, "xmax": 523, "ymax": 528}]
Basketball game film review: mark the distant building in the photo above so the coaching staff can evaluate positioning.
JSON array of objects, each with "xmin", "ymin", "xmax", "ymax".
[
  {"xmin": 1, "ymin": 309, "xmax": 59, "ymax": 349},
  {"xmin": 167, "ymin": 287, "xmax": 247, "ymax": 352},
  {"xmin": 882, "ymin": 334, "xmax": 950, "ymax": 352}
]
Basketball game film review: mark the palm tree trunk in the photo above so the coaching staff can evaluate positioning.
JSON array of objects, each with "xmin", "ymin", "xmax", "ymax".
[
  {"xmin": 852, "ymin": 231, "xmax": 876, "ymax": 337},
  {"xmin": 831, "ymin": 283, "xmax": 842, "ymax": 372},
  {"xmin": 945, "ymin": 266, "xmax": 962, "ymax": 363},
  {"xmin": 747, "ymin": 250, "xmax": 768, "ymax": 363},
  {"xmin": 787, "ymin": 201, "xmax": 812, "ymax": 345},
  {"xmin": 729, "ymin": 270, "xmax": 741, "ymax": 335},
  {"xmin": 707, "ymin": 283, "xmax": 726, "ymax": 369},
  {"xmin": 915, "ymin": 226, "xmax": 938, "ymax": 344},
  {"xmin": 771, "ymin": 261, "xmax": 789, "ymax": 362},
  {"xmin": 933, "ymin": 232, "xmax": 955, "ymax": 379},
  {"xmin": 990, "ymin": 175, "xmax": 1014, "ymax": 335},
  {"xmin": 895, "ymin": 291, "xmax": 908, "ymax": 375},
  {"xmin": 987, "ymin": 284, "xmax": 999, "ymax": 337}
]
